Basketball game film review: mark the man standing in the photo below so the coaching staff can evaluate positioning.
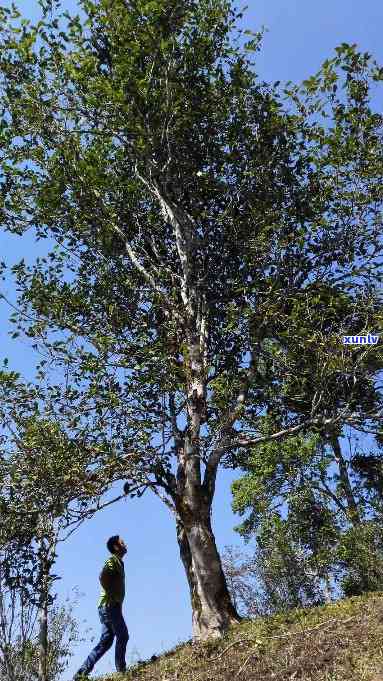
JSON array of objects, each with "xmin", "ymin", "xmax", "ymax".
[{"xmin": 74, "ymin": 535, "xmax": 129, "ymax": 679}]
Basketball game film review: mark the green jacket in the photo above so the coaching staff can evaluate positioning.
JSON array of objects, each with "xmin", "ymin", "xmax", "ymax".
[{"xmin": 98, "ymin": 554, "xmax": 125, "ymax": 607}]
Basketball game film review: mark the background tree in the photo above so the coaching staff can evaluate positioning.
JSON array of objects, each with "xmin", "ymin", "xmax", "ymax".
[
  {"xmin": 0, "ymin": 371, "xmax": 143, "ymax": 678},
  {"xmin": 220, "ymin": 546, "xmax": 260, "ymax": 618},
  {"xmin": 0, "ymin": 561, "xmax": 88, "ymax": 681},
  {"xmin": 223, "ymin": 519, "xmax": 330, "ymax": 617},
  {"xmin": 231, "ymin": 420, "xmax": 383, "ymax": 611},
  {"xmin": 0, "ymin": 0, "xmax": 382, "ymax": 640},
  {"xmin": 228, "ymin": 276, "xmax": 383, "ymax": 610}
]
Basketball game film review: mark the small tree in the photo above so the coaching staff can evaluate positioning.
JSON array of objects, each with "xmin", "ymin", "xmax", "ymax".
[
  {"xmin": 231, "ymin": 417, "xmax": 383, "ymax": 606},
  {"xmin": 221, "ymin": 546, "xmax": 261, "ymax": 618},
  {"xmin": 336, "ymin": 522, "xmax": 383, "ymax": 597},
  {"xmin": 0, "ymin": 374, "xmax": 140, "ymax": 678},
  {"xmin": 0, "ymin": 555, "xmax": 86, "ymax": 681},
  {"xmin": 224, "ymin": 513, "xmax": 335, "ymax": 617}
]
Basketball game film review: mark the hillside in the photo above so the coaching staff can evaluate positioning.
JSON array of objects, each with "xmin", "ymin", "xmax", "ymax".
[{"xmin": 96, "ymin": 593, "xmax": 383, "ymax": 681}]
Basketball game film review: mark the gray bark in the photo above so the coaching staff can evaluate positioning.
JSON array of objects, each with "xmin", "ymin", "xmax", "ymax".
[
  {"xmin": 323, "ymin": 575, "xmax": 332, "ymax": 604},
  {"xmin": 38, "ymin": 543, "xmax": 49, "ymax": 681},
  {"xmin": 175, "ymin": 506, "xmax": 241, "ymax": 641},
  {"xmin": 174, "ymin": 332, "xmax": 241, "ymax": 640},
  {"xmin": 38, "ymin": 597, "xmax": 48, "ymax": 681},
  {"xmin": 330, "ymin": 435, "xmax": 361, "ymax": 525},
  {"xmin": 39, "ymin": 603, "xmax": 48, "ymax": 681}
]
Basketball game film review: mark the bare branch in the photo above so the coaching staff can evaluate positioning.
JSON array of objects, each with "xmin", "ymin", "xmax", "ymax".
[
  {"xmin": 169, "ymin": 393, "xmax": 184, "ymax": 452},
  {"xmin": 145, "ymin": 479, "xmax": 176, "ymax": 514},
  {"xmin": 203, "ymin": 356, "xmax": 258, "ymax": 496},
  {"xmin": 111, "ymin": 221, "xmax": 184, "ymax": 325}
]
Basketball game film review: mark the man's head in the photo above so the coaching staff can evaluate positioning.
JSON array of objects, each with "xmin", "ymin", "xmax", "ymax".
[{"xmin": 107, "ymin": 535, "xmax": 127, "ymax": 558}]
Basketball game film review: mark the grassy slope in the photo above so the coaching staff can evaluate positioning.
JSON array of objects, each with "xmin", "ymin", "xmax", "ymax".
[{"xmin": 97, "ymin": 592, "xmax": 383, "ymax": 681}]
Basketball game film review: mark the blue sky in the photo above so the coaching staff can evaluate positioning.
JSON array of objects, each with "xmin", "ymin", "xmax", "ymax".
[{"xmin": 1, "ymin": 1, "xmax": 383, "ymax": 679}]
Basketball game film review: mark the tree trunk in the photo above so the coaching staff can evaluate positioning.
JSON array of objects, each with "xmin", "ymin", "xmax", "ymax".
[
  {"xmin": 38, "ymin": 593, "xmax": 48, "ymax": 681},
  {"xmin": 330, "ymin": 435, "xmax": 361, "ymax": 525},
  {"xmin": 38, "ymin": 546, "xmax": 49, "ymax": 681},
  {"xmin": 323, "ymin": 574, "xmax": 332, "ymax": 604},
  {"xmin": 176, "ymin": 511, "xmax": 241, "ymax": 641},
  {"xmin": 0, "ymin": 644, "xmax": 16, "ymax": 681},
  {"xmin": 168, "ymin": 316, "xmax": 242, "ymax": 641}
]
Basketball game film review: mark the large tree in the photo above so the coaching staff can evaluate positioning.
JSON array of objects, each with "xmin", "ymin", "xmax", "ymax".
[{"xmin": 0, "ymin": 0, "xmax": 383, "ymax": 639}]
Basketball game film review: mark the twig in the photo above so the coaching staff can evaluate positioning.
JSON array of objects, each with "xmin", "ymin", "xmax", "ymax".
[
  {"xmin": 213, "ymin": 638, "xmax": 253, "ymax": 660},
  {"xmin": 235, "ymin": 650, "xmax": 258, "ymax": 678}
]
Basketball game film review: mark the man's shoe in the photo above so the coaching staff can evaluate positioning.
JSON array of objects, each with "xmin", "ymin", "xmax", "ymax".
[{"xmin": 73, "ymin": 673, "xmax": 89, "ymax": 680}]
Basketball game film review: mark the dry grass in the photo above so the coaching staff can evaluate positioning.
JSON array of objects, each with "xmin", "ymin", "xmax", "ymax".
[{"xmin": 96, "ymin": 592, "xmax": 383, "ymax": 681}]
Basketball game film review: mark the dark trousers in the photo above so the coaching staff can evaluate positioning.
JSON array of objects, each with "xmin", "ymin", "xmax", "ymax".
[{"xmin": 77, "ymin": 603, "xmax": 129, "ymax": 675}]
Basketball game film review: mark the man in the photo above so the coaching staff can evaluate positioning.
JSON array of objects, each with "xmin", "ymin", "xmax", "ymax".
[{"xmin": 74, "ymin": 535, "xmax": 129, "ymax": 680}]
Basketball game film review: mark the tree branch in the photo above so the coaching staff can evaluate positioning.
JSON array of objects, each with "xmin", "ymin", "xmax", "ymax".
[
  {"xmin": 203, "ymin": 356, "xmax": 258, "ymax": 498},
  {"xmin": 111, "ymin": 221, "xmax": 184, "ymax": 325}
]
